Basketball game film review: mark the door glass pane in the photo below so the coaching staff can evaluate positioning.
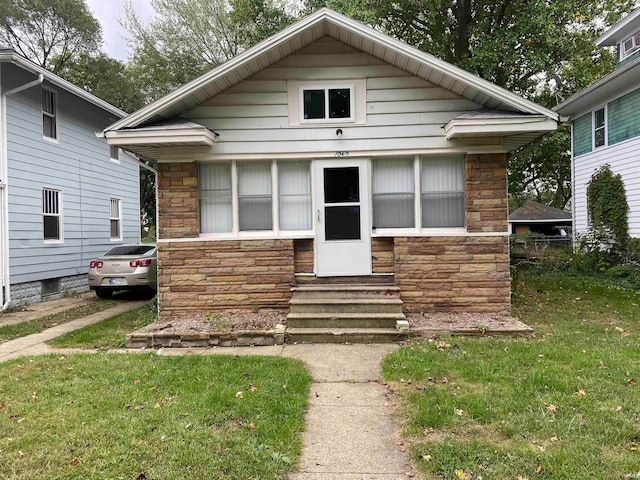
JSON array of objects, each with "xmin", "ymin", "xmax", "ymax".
[
  {"xmin": 325, "ymin": 206, "xmax": 361, "ymax": 240},
  {"xmin": 329, "ymin": 89, "xmax": 350, "ymax": 118},
  {"xmin": 303, "ymin": 90, "xmax": 325, "ymax": 119},
  {"xmin": 324, "ymin": 167, "xmax": 359, "ymax": 203}
]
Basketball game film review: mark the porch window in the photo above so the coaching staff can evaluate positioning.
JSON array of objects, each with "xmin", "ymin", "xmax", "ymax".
[
  {"xmin": 421, "ymin": 156, "xmax": 465, "ymax": 228},
  {"xmin": 238, "ymin": 161, "xmax": 272, "ymax": 231},
  {"xmin": 199, "ymin": 163, "xmax": 232, "ymax": 233},
  {"xmin": 279, "ymin": 160, "xmax": 311, "ymax": 230},
  {"xmin": 372, "ymin": 158, "xmax": 414, "ymax": 229}
]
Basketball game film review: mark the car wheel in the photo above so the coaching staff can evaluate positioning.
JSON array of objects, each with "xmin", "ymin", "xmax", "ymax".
[{"xmin": 95, "ymin": 288, "xmax": 113, "ymax": 299}]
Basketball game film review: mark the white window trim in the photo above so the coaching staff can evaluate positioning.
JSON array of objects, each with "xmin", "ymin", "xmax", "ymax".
[
  {"xmin": 41, "ymin": 87, "xmax": 59, "ymax": 142},
  {"xmin": 43, "ymin": 187, "xmax": 63, "ymax": 244},
  {"xmin": 592, "ymin": 105, "xmax": 607, "ymax": 149},
  {"xmin": 110, "ymin": 145, "xmax": 121, "ymax": 163},
  {"xmin": 287, "ymin": 79, "xmax": 366, "ymax": 126},
  {"xmin": 110, "ymin": 197, "xmax": 123, "ymax": 241}
]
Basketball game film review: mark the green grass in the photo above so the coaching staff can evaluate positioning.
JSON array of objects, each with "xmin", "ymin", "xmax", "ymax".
[
  {"xmin": 383, "ymin": 268, "xmax": 640, "ymax": 479},
  {"xmin": 0, "ymin": 300, "xmax": 119, "ymax": 345},
  {"xmin": 0, "ymin": 353, "xmax": 312, "ymax": 479},
  {"xmin": 48, "ymin": 302, "xmax": 157, "ymax": 349}
]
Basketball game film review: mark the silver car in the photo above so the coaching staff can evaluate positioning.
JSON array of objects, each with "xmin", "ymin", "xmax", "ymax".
[{"xmin": 88, "ymin": 244, "xmax": 157, "ymax": 298}]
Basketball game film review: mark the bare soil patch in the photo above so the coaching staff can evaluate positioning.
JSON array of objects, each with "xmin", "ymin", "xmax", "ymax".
[{"xmin": 137, "ymin": 310, "xmax": 287, "ymax": 335}]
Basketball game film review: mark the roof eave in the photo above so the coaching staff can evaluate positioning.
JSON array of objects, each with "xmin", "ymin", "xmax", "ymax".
[
  {"xmin": 445, "ymin": 116, "xmax": 557, "ymax": 139},
  {"xmin": 0, "ymin": 50, "xmax": 127, "ymax": 118},
  {"xmin": 105, "ymin": 127, "xmax": 218, "ymax": 147},
  {"xmin": 596, "ymin": 7, "xmax": 640, "ymax": 46}
]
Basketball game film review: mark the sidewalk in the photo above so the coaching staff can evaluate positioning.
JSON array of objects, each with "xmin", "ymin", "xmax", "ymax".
[
  {"xmin": 159, "ymin": 344, "xmax": 415, "ymax": 479},
  {"xmin": 0, "ymin": 292, "xmax": 98, "ymax": 328}
]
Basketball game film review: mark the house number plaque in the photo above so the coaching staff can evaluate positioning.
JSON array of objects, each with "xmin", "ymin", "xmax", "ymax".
[{"xmin": 335, "ymin": 151, "xmax": 350, "ymax": 157}]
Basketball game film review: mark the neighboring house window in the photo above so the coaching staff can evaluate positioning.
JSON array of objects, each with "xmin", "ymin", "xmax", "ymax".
[
  {"xmin": 279, "ymin": 161, "xmax": 311, "ymax": 231},
  {"xmin": 301, "ymin": 86, "xmax": 353, "ymax": 122},
  {"xmin": 238, "ymin": 161, "xmax": 272, "ymax": 231},
  {"xmin": 593, "ymin": 106, "xmax": 606, "ymax": 148},
  {"xmin": 110, "ymin": 145, "xmax": 120, "ymax": 162},
  {"xmin": 421, "ymin": 156, "xmax": 465, "ymax": 228},
  {"xmin": 110, "ymin": 198, "xmax": 122, "ymax": 240},
  {"xmin": 621, "ymin": 33, "xmax": 640, "ymax": 60},
  {"xmin": 42, "ymin": 188, "xmax": 62, "ymax": 242},
  {"xmin": 41, "ymin": 88, "xmax": 57, "ymax": 140},
  {"xmin": 372, "ymin": 158, "xmax": 415, "ymax": 229}
]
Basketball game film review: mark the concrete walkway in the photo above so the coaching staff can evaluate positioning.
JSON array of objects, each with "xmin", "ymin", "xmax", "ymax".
[
  {"xmin": 0, "ymin": 300, "xmax": 149, "ymax": 362},
  {"xmin": 0, "ymin": 292, "xmax": 98, "ymax": 327}
]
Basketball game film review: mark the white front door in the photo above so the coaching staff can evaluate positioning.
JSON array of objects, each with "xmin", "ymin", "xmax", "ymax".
[{"xmin": 313, "ymin": 159, "xmax": 371, "ymax": 276}]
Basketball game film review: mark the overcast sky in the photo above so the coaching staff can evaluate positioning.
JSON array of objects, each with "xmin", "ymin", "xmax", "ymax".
[{"xmin": 85, "ymin": 0, "xmax": 154, "ymax": 62}]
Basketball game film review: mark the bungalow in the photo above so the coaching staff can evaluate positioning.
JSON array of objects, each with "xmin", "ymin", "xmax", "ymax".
[
  {"xmin": 104, "ymin": 9, "xmax": 558, "ymax": 334},
  {"xmin": 0, "ymin": 47, "xmax": 141, "ymax": 308},
  {"xmin": 556, "ymin": 7, "xmax": 640, "ymax": 241}
]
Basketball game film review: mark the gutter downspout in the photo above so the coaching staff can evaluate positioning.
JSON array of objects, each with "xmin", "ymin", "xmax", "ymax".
[{"xmin": 0, "ymin": 71, "xmax": 44, "ymax": 310}]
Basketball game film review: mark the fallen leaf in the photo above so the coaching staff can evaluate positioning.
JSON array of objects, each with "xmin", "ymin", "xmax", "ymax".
[
  {"xmin": 134, "ymin": 379, "xmax": 141, "ymax": 385},
  {"xmin": 615, "ymin": 406, "xmax": 623, "ymax": 412},
  {"xmin": 249, "ymin": 384, "xmax": 257, "ymax": 392},
  {"xmin": 550, "ymin": 436, "xmax": 558, "ymax": 442},
  {"xmin": 536, "ymin": 466, "xmax": 543, "ymax": 473},
  {"xmin": 630, "ymin": 444, "xmax": 639, "ymax": 451},
  {"xmin": 69, "ymin": 458, "xmax": 79, "ymax": 466},
  {"xmin": 59, "ymin": 355, "xmax": 67, "ymax": 361},
  {"xmin": 454, "ymin": 469, "xmax": 469, "ymax": 479},
  {"xmin": 628, "ymin": 378, "xmax": 637, "ymax": 386},
  {"xmin": 545, "ymin": 404, "xmax": 557, "ymax": 414},
  {"xmin": 134, "ymin": 404, "xmax": 144, "ymax": 410},
  {"xmin": 248, "ymin": 423, "xmax": 255, "ymax": 430},
  {"xmin": 615, "ymin": 327, "xmax": 625, "ymax": 333},
  {"xmin": 575, "ymin": 389, "xmax": 586, "ymax": 397},
  {"xmin": 30, "ymin": 392, "xmax": 37, "ymax": 400},
  {"xmin": 18, "ymin": 450, "xmax": 25, "ymax": 457},
  {"xmin": 454, "ymin": 409, "xmax": 466, "ymax": 416},
  {"xmin": 236, "ymin": 391, "xmax": 244, "ymax": 398}
]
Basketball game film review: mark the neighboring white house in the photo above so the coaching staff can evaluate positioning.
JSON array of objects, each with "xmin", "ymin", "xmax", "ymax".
[
  {"xmin": 556, "ymin": 7, "xmax": 640, "ymax": 240},
  {"xmin": 0, "ymin": 47, "xmax": 141, "ymax": 307}
]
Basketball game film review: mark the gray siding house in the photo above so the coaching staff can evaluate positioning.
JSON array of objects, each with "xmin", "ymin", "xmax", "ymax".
[
  {"xmin": 0, "ymin": 47, "xmax": 141, "ymax": 307},
  {"xmin": 556, "ymin": 7, "xmax": 640, "ymax": 240}
]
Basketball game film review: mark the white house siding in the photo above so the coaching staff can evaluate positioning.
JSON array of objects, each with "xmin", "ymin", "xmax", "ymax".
[
  {"xmin": 573, "ymin": 137, "xmax": 640, "ymax": 237},
  {"xmin": 178, "ymin": 36, "xmax": 486, "ymax": 159},
  {"xmin": 5, "ymin": 85, "xmax": 140, "ymax": 286}
]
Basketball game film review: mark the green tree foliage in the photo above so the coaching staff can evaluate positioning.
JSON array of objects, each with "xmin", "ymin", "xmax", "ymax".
[
  {"xmin": 305, "ymin": 0, "xmax": 636, "ymax": 208},
  {"xmin": 586, "ymin": 164, "xmax": 629, "ymax": 252},
  {"xmin": 56, "ymin": 52, "xmax": 146, "ymax": 113},
  {"xmin": 124, "ymin": 0, "xmax": 296, "ymax": 101},
  {"xmin": 0, "ymin": 0, "xmax": 101, "ymax": 74}
]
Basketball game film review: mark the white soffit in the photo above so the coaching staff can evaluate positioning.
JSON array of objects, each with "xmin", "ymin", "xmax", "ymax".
[
  {"xmin": 596, "ymin": 7, "xmax": 640, "ymax": 46},
  {"xmin": 104, "ymin": 8, "xmax": 558, "ymax": 133}
]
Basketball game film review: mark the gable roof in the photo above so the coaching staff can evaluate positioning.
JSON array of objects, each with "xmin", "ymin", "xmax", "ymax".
[
  {"xmin": 596, "ymin": 7, "xmax": 640, "ymax": 46},
  {"xmin": 0, "ymin": 46, "xmax": 127, "ymax": 118},
  {"xmin": 509, "ymin": 200, "xmax": 572, "ymax": 222},
  {"xmin": 105, "ymin": 8, "xmax": 558, "ymax": 134}
]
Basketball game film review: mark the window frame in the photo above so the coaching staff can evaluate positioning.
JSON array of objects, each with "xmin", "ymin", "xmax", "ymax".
[
  {"xmin": 41, "ymin": 87, "xmax": 58, "ymax": 141},
  {"xmin": 299, "ymin": 84, "xmax": 355, "ymax": 124},
  {"xmin": 621, "ymin": 33, "xmax": 640, "ymax": 60},
  {"xmin": 593, "ymin": 105, "xmax": 607, "ymax": 149},
  {"xmin": 110, "ymin": 145, "xmax": 120, "ymax": 163},
  {"xmin": 42, "ymin": 187, "xmax": 63, "ymax": 244},
  {"xmin": 110, "ymin": 197, "xmax": 122, "ymax": 241},
  {"xmin": 198, "ymin": 160, "xmax": 315, "ymax": 239}
]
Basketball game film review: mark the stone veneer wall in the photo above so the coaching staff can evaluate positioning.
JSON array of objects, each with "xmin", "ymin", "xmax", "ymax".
[
  {"xmin": 158, "ymin": 240, "xmax": 295, "ymax": 319},
  {"xmin": 394, "ymin": 153, "xmax": 510, "ymax": 314},
  {"xmin": 157, "ymin": 163, "xmax": 199, "ymax": 239}
]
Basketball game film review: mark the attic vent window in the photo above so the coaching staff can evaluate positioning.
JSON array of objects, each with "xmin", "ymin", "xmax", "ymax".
[{"xmin": 301, "ymin": 85, "xmax": 354, "ymax": 123}]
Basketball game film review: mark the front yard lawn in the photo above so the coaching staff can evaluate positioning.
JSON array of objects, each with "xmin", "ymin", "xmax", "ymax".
[
  {"xmin": 0, "ymin": 353, "xmax": 311, "ymax": 479},
  {"xmin": 383, "ymin": 268, "xmax": 640, "ymax": 479}
]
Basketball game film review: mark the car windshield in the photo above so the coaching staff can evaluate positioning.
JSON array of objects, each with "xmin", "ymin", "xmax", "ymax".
[{"xmin": 104, "ymin": 245, "xmax": 155, "ymax": 256}]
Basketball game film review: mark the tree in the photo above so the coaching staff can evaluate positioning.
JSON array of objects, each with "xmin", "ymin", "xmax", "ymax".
[
  {"xmin": 56, "ymin": 52, "xmax": 146, "ymax": 113},
  {"xmin": 124, "ymin": 0, "xmax": 296, "ymax": 102},
  {"xmin": 0, "ymin": 0, "xmax": 101, "ymax": 74}
]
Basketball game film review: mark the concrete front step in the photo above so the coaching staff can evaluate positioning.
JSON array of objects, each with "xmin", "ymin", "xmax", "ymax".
[
  {"xmin": 289, "ymin": 297, "xmax": 404, "ymax": 314},
  {"xmin": 287, "ymin": 312, "xmax": 405, "ymax": 329},
  {"xmin": 291, "ymin": 285, "xmax": 401, "ymax": 300},
  {"xmin": 286, "ymin": 327, "xmax": 407, "ymax": 344}
]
